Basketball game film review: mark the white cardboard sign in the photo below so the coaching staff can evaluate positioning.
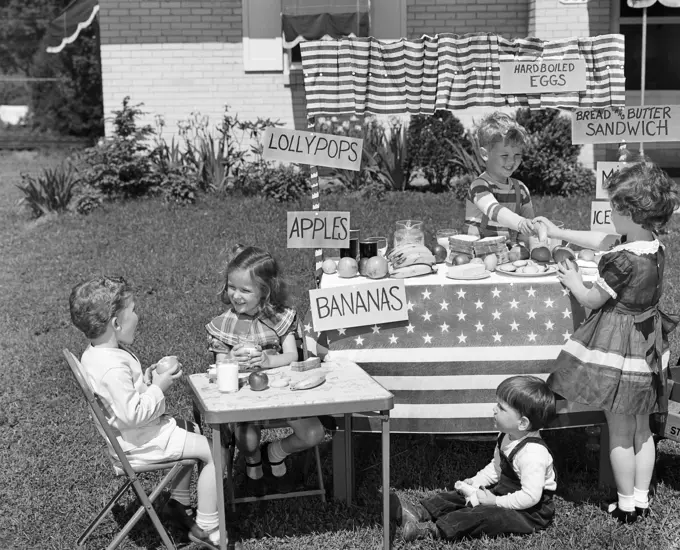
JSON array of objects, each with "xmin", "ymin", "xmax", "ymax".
[
  {"xmin": 591, "ymin": 201, "xmax": 616, "ymax": 233},
  {"xmin": 572, "ymin": 105, "xmax": 680, "ymax": 145},
  {"xmin": 499, "ymin": 59, "xmax": 586, "ymax": 94},
  {"xmin": 286, "ymin": 211, "xmax": 350, "ymax": 249},
  {"xmin": 309, "ymin": 279, "xmax": 408, "ymax": 332},
  {"xmin": 595, "ymin": 162, "xmax": 627, "ymax": 200},
  {"xmin": 263, "ymin": 127, "xmax": 363, "ymax": 171}
]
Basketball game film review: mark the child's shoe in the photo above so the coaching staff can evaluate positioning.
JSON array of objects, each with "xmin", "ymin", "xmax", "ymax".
[
  {"xmin": 389, "ymin": 492, "xmax": 429, "ymax": 527},
  {"xmin": 189, "ymin": 524, "xmax": 243, "ymax": 550},
  {"xmin": 635, "ymin": 506, "xmax": 650, "ymax": 518},
  {"xmin": 605, "ymin": 503, "xmax": 637, "ymax": 524},
  {"xmin": 402, "ymin": 520, "xmax": 439, "ymax": 542},
  {"xmin": 161, "ymin": 498, "xmax": 195, "ymax": 530}
]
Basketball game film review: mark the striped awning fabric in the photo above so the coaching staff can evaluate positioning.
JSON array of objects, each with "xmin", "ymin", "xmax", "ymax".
[{"xmin": 300, "ymin": 33, "xmax": 625, "ymax": 116}]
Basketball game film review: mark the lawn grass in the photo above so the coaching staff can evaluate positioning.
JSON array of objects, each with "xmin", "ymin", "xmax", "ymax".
[{"xmin": 2, "ymin": 150, "xmax": 680, "ymax": 550}]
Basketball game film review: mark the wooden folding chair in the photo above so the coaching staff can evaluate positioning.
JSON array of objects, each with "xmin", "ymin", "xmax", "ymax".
[{"xmin": 63, "ymin": 348, "xmax": 197, "ymax": 550}]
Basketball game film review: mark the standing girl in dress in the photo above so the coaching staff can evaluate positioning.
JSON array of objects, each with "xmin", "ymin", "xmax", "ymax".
[
  {"xmin": 534, "ymin": 159, "xmax": 679, "ymax": 523},
  {"xmin": 206, "ymin": 245, "xmax": 325, "ymax": 495}
]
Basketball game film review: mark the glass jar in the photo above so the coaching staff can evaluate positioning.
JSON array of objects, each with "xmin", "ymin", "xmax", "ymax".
[{"xmin": 393, "ymin": 220, "xmax": 424, "ymax": 248}]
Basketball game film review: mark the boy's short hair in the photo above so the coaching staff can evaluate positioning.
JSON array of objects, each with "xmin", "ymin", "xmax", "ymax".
[
  {"xmin": 496, "ymin": 375, "xmax": 556, "ymax": 430},
  {"xmin": 69, "ymin": 276, "xmax": 133, "ymax": 339},
  {"xmin": 476, "ymin": 112, "xmax": 528, "ymax": 150}
]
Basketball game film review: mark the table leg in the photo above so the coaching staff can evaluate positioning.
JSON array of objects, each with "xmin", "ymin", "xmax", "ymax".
[
  {"xmin": 212, "ymin": 424, "xmax": 228, "ymax": 550},
  {"xmin": 381, "ymin": 411, "xmax": 390, "ymax": 550},
  {"xmin": 331, "ymin": 428, "xmax": 348, "ymax": 501},
  {"xmin": 344, "ymin": 413, "xmax": 354, "ymax": 503}
]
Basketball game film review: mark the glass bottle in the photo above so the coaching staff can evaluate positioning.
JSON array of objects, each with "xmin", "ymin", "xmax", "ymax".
[{"xmin": 394, "ymin": 220, "xmax": 424, "ymax": 248}]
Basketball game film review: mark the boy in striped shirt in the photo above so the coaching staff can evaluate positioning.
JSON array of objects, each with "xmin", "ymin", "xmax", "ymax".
[{"xmin": 462, "ymin": 112, "xmax": 535, "ymax": 244}]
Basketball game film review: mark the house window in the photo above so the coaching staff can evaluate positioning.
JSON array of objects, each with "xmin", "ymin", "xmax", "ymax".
[{"xmin": 618, "ymin": 0, "xmax": 680, "ymax": 90}]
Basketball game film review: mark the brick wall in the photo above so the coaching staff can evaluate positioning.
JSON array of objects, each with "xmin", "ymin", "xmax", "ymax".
[
  {"xmin": 407, "ymin": 0, "xmax": 529, "ymax": 39},
  {"xmin": 99, "ymin": 0, "xmax": 306, "ymax": 139}
]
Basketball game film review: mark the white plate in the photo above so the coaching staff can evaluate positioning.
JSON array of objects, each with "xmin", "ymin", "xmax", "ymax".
[
  {"xmin": 496, "ymin": 265, "xmax": 557, "ymax": 278},
  {"xmin": 446, "ymin": 271, "xmax": 491, "ymax": 280}
]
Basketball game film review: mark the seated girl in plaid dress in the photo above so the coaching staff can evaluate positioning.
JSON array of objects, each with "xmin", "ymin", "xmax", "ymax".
[{"xmin": 206, "ymin": 245, "xmax": 324, "ymax": 495}]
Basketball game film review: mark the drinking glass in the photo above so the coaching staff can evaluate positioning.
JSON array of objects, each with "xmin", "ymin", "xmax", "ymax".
[
  {"xmin": 373, "ymin": 236, "xmax": 388, "ymax": 257},
  {"xmin": 394, "ymin": 220, "xmax": 424, "ymax": 248},
  {"xmin": 436, "ymin": 229, "xmax": 459, "ymax": 256}
]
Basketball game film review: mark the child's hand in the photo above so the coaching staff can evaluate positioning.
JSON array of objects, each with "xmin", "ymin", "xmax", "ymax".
[
  {"xmin": 245, "ymin": 348, "xmax": 271, "ymax": 370},
  {"xmin": 517, "ymin": 218, "xmax": 534, "ymax": 236},
  {"xmin": 475, "ymin": 488, "xmax": 497, "ymax": 506},
  {"xmin": 463, "ymin": 478, "xmax": 476, "ymax": 486},
  {"xmin": 556, "ymin": 259, "xmax": 583, "ymax": 291},
  {"xmin": 232, "ymin": 343, "xmax": 261, "ymax": 370},
  {"xmin": 143, "ymin": 366, "xmax": 155, "ymax": 386},
  {"xmin": 151, "ymin": 365, "xmax": 183, "ymax": 393},
  {"xmin": 532, "ymin": 216, "xmax": 558, "ymax": 238}
]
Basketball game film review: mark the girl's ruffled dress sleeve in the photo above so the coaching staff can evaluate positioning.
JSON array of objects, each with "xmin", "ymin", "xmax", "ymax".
[
  {"xmin": 205, "ymin": 312, "xmax": 235, "ymax": 353},
  {"xmin": 596, "ymin": 252, "xmax": 633, "ymax": 300}
]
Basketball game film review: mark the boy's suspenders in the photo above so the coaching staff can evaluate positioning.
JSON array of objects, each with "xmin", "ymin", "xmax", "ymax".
[{"xmin": 479, "ymin": 177, "xmax": 522, "ymax": 242}]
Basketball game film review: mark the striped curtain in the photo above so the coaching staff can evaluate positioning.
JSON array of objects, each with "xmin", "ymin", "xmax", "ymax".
[{"xmin": 300, "ymin": 33, "xmax": 625, "ymax": 116}]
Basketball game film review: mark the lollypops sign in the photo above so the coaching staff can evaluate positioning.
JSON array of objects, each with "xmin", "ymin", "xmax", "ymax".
[
  {"xmin": 263, "ymin": 127, "xmax": 363, "ymax": 171},
  {"xmin": 572, "ymin": 105, "xmax": 680, "ymax": 144}
]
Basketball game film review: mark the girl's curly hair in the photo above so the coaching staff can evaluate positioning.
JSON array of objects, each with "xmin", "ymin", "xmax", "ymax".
[
  {"xmin": 219, "ymin": 244, "xmax": 290, "ymax": 317},
  {"xmin": 604, "ymin": 157, "xmax": 680, "ymax": 232}
]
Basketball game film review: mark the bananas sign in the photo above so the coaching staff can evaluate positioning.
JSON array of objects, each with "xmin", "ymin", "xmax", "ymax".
[
  {"xmin": 263, "ymin": 127, "xmax": 363, "ymax": 171},
  {"xmin": 309, "ymin": 279, "xmax": 408, "ymax": 332}
]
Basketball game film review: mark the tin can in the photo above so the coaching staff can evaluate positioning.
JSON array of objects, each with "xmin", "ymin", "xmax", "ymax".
[
  {"xmin": 359, "ymin": 238, "xmax": 379, "ymax": 260},
  {"xmin": 340, "ymin": 229, "xmax": 360, "ymax": 262}
]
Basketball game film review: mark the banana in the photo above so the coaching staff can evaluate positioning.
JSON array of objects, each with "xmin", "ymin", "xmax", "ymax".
[
  {"xmin": 387, "ymin": 243, "xmax": 432, "ymax": 261},
  {"xmin": 389, "ymin": 263, "xmax": 437, "ymax": 279},
  {"xmin": 391, "ymin": 252, "xmax": 437, "ymax": 268}
]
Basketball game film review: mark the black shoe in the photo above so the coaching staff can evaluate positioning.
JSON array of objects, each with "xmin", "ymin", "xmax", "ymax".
[
  {"xmin": 402, "ymin": 521, "xmax": 439, "ymax": 542},
  {"xmin": 244, "ymin": 474, "xmax": 267, "ymax": 497},
  {"xmin": 189, "ymin": 524, "xmax": 245, "ymax": 550},
  {"xmin": 161, "ymin": 498, "xmax": 195, "ymax": 530},
  {"xmin": 605, "ymin": 503, "xmax": 637, "ymax": 524},
  {"xmin": 635, "ymin": 506, "xmax": 650, "ymax": 518},
  {"xmin": 268, "ymin": 471, "xmax": 295, "ymax": 494},
  {"xmin": 389, "ymin": 492, "xmax": 428, "ymax": 527}
]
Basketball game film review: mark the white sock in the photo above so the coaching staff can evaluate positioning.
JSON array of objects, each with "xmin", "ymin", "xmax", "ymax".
[
  {"xmin": 617, "ymin": 492, "xmax": 635, "ymax": 512},
  {"xmin": 246, "ymin": 450, "xmax": 263, "ymax": 480},
  {"xmin": 196, "ymin": 510, "xmax": 219, "ymax": 542},
  {"xmin": 170, "ymin": 488, "xmax": 191, "ymax": 507},
  {"xmin": 634, "ymin": 487, "xmax": 649, "ymax": 509},
  {"xmin": 268, "ymin": 440, "xmax": 288, "ymax": 477}
]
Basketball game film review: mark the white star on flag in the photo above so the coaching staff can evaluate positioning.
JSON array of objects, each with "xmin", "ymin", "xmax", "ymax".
[
  {"xmin": 440, "ymin": 300, "xmax": 449, "ymax": 310},
  {"xmin": 422, "ymin": 289, "xmax": 431, "ymax": 299},
  {"xmin": 544, "ymin": 298, "xmax": 555, "ymax": 308},
  {"xmin": 457, "ymin": 310, "xmax": 467, "ymax": 321},
  {"xmin": 389, "ymin": 334, "xmax": 399, "ymax": 344},
  {"xmin": 527, "ymin": 309, "xmax": 537, "ymax": 319},
  {"xmin": 304, "ymin": 323, "xmax": 312, "ymax": 333},
  {"xmin": 563, "ymin": 331, "xmax": 571, "ymax": 341},
  {"xmin": 545, "ymin": 320, "xmax": 555, "ymax": 330},
  {"xmin": 475, "ymin": 299, "xmax": 484, "ymax": 309},
  {"xmin": 440, "ymin": 323, "xmax": 450, "ymax": 333},
  {"xmin": 527, "ymin": 332, "xmax": 537, "ymax": 342},
  {"xmin": 509, "ymin": 299, "xmax": 519, "ymax": 309},
  {"xmin": 561, "ymin": 287, "xmax": 570, "ymax": 296},
  {"xmin": 406, "ymin": 324, "xmax": 415, "ymax": 333},
  {"xmin": 492, "ymin": 310, "xmax": 502, "ymax": 320},
  {"xmin": 407, "ymin": 301, "xmax": 415, "ymax": 311},
  {"xmin": 457, "ymin": 288, "xmax": 466, "ymax": 299},
  {"xmin": 510, "ymin": 320, "xmax": 520, "ymax": 331},
  {"xmin": 355, "ymin": 336, "xmax": 364, "ymax": 346},
  {"xmin": 458, "ymin": 333, "xmax": 468, "ymax": 343},
  {"xmin": 422, "ymin": 311, "xmax": 432, "ymax": 321},
  {"xmin": 338, "ymin": 328, "xmax": 346, "ymax": 335},
  {"xmin": 562, "ymin": 309, "xmax": 571, "ymax": 319},
  {"xmin": 423, "ymin": 334, "xmax": 433, "ymax": 344},
  {"xmin": 493, "ymin": 332, "xmax": 503, "ymax": 342},
  {"xmin": 372, "ymin": 325, "xmax": 380, "ymax": 334},
  {"xmin": 526, "ymin": 287, "xmax": 536, "ymax": 297},
  {"xmin": 475, "ymin": 321, "xmax": 484, "ymax": 332},
  {"xmin": 492, "ymin": 288, "xmax": 501, "ymax": 298}
]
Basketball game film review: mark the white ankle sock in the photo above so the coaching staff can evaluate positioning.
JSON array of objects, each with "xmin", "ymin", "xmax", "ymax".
[
  {"xmin": 633, "ymin": 487, "xmax": 649, "ymax": 509},
  {"xmin": 196, "ymin": 510, "xmax": 220, "ymax": 542},
  {"xmin": 268, "ymin": 440, "xmax": 288, "ymax": 477},
  {"xmin": 617, "ymin": 492, "xmax": 635, "ymax": 512},
  {"xmin": 246, "ymin": 450, "xmax": 263, "ymax": 480},
  {"xmin": 170, "ymin": 488, "xmax": 191, "ymax": 507}
]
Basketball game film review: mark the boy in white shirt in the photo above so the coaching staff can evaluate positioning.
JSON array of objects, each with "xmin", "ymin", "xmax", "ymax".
[
  {"xmin": 70, "ymin": 276, "xmax": 238, "ymax": 550},
  {"xmin": 390, "ymin": 375, "xmax": 557, "ymax": 542}
]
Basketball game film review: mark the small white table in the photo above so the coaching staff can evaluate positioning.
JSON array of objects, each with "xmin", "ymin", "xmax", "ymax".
[{"xmin": 188, "ymin": 359, "xmax": 394, "ymax": 550}]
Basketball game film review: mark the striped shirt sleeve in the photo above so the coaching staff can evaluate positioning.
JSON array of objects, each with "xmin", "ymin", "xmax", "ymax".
[{"xmin": 469, "ymin": 178, "xmax": 504, "ymax": 222}]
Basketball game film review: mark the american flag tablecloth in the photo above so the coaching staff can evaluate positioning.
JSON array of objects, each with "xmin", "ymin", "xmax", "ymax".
[{"xmin": 304, "ymin": 266, "xmax": 606, "ymax": 433}]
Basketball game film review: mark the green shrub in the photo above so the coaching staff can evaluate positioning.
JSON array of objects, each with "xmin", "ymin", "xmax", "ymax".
[
  {"xmin": 16, "ymin": 162, "xmax": 80, "ymax": 218},
  {"xmin": 405, "ymin": 110, "xmax": 467, "ymax": 192},
  {"xmin": 514, "ymin": 108, "xmax": 594, "ymax": 196},
  {"xmin": 233, "ymin": 161, "xmax": 309, "ymax": 202}
]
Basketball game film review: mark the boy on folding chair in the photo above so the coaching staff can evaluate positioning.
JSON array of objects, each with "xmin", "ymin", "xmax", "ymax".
[{"xmin": 69, "ymin": 276, "xmax": 237, "ymax": 550}]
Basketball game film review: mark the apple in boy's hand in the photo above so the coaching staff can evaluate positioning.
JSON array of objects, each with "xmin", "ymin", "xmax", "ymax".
[{"xmin": 156, "ymin": 355, "xmax": 180, "ymax": 374}]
